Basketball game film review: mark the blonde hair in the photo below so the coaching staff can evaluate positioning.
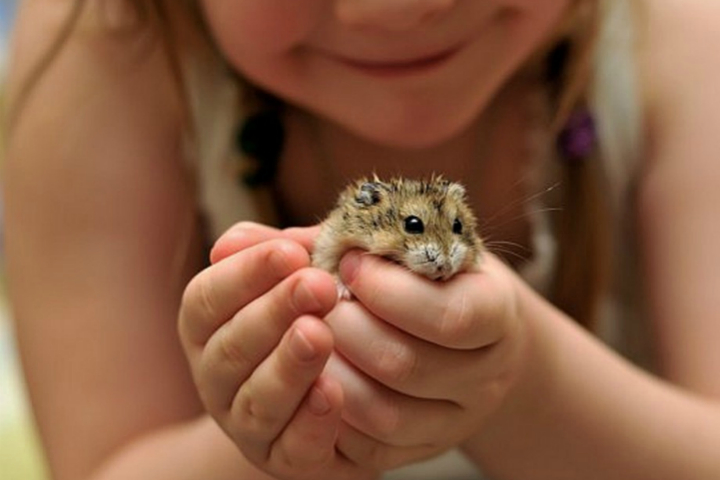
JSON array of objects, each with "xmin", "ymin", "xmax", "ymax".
[
  {"xmin": 6, "ymin": 0, "xmax": 198, "ymax": 130},
  {"xmin": 549, "ymin": 0, "xmax": 611, "ymax": 330},
  {"xmin": 11, "ymin": 0, "xmax": 610, "ymax": 329}
]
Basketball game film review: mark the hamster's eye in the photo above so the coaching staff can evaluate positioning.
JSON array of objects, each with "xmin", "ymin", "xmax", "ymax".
[
  {"xmin": 453, "ymin": 218, "xmax": 463, "ymax": 235},
  {"xmin": 404, "ymin": 216, "xmax": 425, "ymax": 234}
]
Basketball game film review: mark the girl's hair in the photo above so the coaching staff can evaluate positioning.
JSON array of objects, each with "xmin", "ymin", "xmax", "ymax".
[
  {"xmin": 547, "ymin": 0, "xmax": 611, "ymax": 330},
  {"xmin": 9, "ymin": 0, "xmax": 610, "ymax": 329},
  {"xmin": 6, "ymin": 0, "xmax": 198, "ymax": 130}
]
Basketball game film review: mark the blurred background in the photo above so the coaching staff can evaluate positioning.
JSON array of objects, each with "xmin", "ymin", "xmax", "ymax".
[{"xmin": 1, "ymin": 1, "xmax": 49, "ymax": 479}]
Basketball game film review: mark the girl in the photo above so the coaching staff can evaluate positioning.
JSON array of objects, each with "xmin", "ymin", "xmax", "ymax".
[{"xmin": 4, "ymin": 0, "xmax": 720, "ymax": 479}]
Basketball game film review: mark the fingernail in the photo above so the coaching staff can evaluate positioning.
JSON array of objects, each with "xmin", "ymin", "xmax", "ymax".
[
  {"xmin": 290, "ymin": 326, "xmax": 318, "ymax": 362},
  {"xmin": 294, "ymin": 280, "xmax": 322, "ymax": 313},
  {"xmin": 209, "ymin": 232, "xmax": 245, "ymax": 264},
  {"xmin": 339, "ymin": 251, "xmax": 361, "ymax": 284},
  {"xmin": 308, "ymin": 386, "xmax": 332, "ymax": 416},
  {"xmin": 269, "ymin": 245, "xmax": 295, "ymax": 278}
]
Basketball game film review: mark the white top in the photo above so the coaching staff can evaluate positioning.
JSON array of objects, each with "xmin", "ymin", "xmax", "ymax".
[{"xmin": 182, "ymin": 0, "xmax": 645, "ymax": 477}]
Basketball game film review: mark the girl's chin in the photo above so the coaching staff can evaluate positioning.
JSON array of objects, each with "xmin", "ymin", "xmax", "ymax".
[
  {"xmin": 341, "ymin": 114, "xmax": 476, "ymax": 150},
  {"xmin": 313, "ymin": 91, "xmax": 486, "ymax": 149}
]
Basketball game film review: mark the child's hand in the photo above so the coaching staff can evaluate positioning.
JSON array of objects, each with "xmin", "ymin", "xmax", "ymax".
[
  {"xmin": 324, "ymin": 250, "xmax": 530, "ymax": 470},
  {"xmin": 178, "ymin": 223, "xmax": 379, "ymax": 480}
]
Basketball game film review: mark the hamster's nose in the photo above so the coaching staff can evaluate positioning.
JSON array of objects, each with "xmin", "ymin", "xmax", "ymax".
[{"xmin": 335, "ymin": 0, "xmax": 457, "ymax": 32}]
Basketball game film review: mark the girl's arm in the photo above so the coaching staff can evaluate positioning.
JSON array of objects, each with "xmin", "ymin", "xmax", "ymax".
[
  {"xmin": 462, "ymin": 1, "xmax": 720, "ymax": 477},
  {"xmin": 463, "ymin": 288, "xmax": 720, "ymax": 479},
  {"xmin": 4, "ymin": 2, "xmax": 273, "ymax": 479}
]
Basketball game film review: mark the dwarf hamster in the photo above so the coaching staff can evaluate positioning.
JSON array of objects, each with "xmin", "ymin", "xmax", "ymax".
[{"xmin": 312, "ymin": 175, "xmax": 483, "ymax": 281}]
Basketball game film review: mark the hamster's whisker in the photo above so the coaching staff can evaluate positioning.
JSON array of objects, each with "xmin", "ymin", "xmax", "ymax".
[
  {"xmin": 484, "ymin": 244, "xmax": 531, "ymax": 263},
  {"xmin": 479, "ymin": 206, "xmax": 564, "ymax": 241},
  {"xmin": 479, "ymin": 182, "xmax": 561, "ymax": 231},
  {"xmin": 482, "ymin": 237, "xmax": 532, "ymax": 263},
  {"xmin": 484, "ymin": 239, "xmax": 530, "ymax": 252}
]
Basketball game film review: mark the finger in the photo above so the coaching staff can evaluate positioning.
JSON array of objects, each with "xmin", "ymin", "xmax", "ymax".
[
  {"xmin": 229, "ymin": 316, "xmax": 335, "ymax": 461},
  {"xmin": 210, "ymin": 224, "xmax": 322, "ymax": 264},
  {"xmin": 198, "ymin": 268, "xmax": 337, "ymax": 412},
  {"xmin": 323, "ymin": 353, "xmax": 463, "ymax": 448},
  {"xmin": 266, "ymin": 376, "xmax": 344, "ymax": 471},
  {"xmin": 270, "ymin": 377, "xmax": 380, "ymax": 480},
  {"xmin": 210, "ymin": 222, "xmax": 283, "ymax": 264},
  {"xmin": 336, "ymin": 423, "xmax": 444, "ymax": 472},
  {"xmin": 282, "ymin": 225, "xmax": 322, "ymax": 252},
  {"xmin": 179, "ymin": 239, "xmax": 309, "ymax": 348},
  {"xmin": 339, "ymin": 251, "xmax": 510, "ymax": 349},
  {"xmin": 327, "ymin": 300, "xmax": 509, "ymax": 401}
]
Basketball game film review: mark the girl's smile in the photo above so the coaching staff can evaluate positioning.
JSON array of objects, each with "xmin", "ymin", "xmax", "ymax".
[
  {"xmin": 315, "ymin": 43, "xmax": 464, "ymax": 79},
  {"xmin": 201, "ymin": 0, "xmax": 571, "ymax": 147}
]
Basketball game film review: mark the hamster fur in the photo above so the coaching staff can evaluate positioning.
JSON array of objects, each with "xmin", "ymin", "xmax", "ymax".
[{"xmin": 312, "ymin": 175, "xmax": 483, "ymax": 281}]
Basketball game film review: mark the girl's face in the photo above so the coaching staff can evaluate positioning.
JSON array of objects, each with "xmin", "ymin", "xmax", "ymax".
[{"xmin": 201, "ymin": 0, "xmax": 572, "ymax": 148}]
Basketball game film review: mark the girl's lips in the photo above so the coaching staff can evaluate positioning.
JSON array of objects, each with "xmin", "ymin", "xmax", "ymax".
[{"xmin": 328, "ymin": 46, "xmax": 464, "ymax": 78}]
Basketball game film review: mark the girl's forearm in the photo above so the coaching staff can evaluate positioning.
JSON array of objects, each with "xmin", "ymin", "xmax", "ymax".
[
  {"xmin": 87, "ymin": 415, "xmax": 275, "ymax": 480},
  {"xmin": 462, "ymin": 288, "xmax": 720, "ymax": 480}
]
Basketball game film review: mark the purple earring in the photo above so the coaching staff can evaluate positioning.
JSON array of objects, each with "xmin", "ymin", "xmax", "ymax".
[{"xmin": 557, "ymin": 108, "xmax": 597, "ymax": 161}]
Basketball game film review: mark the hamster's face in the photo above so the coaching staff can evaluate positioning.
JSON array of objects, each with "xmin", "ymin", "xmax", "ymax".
[
  {"xmin": 350, "ymin": 179, "xmax": 481, "ymax": 280},
  {"xmin": 395, "ymin": 197, "xmax": 479, "ymax": 280}
]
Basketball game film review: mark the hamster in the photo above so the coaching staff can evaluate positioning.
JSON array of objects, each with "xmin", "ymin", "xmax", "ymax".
[{"xmin": 312, "ymin": 175, "xmax": 483, "ymax": 281}]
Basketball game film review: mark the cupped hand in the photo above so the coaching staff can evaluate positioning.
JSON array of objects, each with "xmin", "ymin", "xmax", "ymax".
[
  {"xmin": 324, "ymin": 250, "xmax": 531, "ymax": 471},
  {"xmin": 178, "ymin": 222, "xmax": 379, "ymax": 480}
]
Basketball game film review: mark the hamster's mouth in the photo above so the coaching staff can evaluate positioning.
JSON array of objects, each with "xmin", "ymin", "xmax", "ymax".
[
  {"xmin": 430, "ymin": 271, "xmax": 453, "ymax": 282},
  {"xmin": 413, "ymin": 262, "xmax": 455, "ymax": 281}
]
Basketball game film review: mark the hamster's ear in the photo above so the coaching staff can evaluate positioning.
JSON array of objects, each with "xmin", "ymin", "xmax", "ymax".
[
  {"xmin": 355, "ymin": 181, "xmax": 383, "ymax": 207},
  {"xmin": 446, "ymin": 182, "xmax": 467, "ymax": 201}
]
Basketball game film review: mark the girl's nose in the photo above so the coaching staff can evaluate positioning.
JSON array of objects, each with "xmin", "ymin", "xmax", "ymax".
[{"xmin": 335, "ymin": 0, "xmax": 457, "ymax": 32}]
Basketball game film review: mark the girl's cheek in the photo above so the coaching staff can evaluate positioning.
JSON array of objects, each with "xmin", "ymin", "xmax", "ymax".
[{"xmin": 200, "ymin": 1, "xmax": 321, "ymax": 57}]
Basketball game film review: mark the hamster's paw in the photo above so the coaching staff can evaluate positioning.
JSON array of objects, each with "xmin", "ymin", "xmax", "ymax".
[{"xmin": 336, "ymin": 280, "xmax": 353, "ymax": 301}]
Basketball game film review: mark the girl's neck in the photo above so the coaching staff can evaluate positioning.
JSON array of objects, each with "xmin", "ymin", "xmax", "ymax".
[
  {"xmin": 305, "ymin": 108, "xmax": 489, "ymax": 186},
  {"xmin": 275, "ymin": 74, "xmax": 543, "ymax": 233}
]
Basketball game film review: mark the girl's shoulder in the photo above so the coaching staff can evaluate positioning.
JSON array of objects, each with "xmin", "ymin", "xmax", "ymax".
[
  {"xmin": 4, "ymin": 0, "xmax": 194, "ymax": 228},
  {"xmin": 637, "ymin": 0, "xmax": 720, "ymax": 127},
  {"xmin": 640, "ymin": 0, "xmax": 720, "ymax": 36},
  {"xmin": 6, "ymin": 0, "xmax": 202, "ymax": 114}
]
